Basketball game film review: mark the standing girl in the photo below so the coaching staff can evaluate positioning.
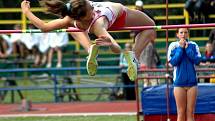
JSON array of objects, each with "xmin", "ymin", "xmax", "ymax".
[{"xmin": 168, "ymin": 28, "xmax": 201, "ymax": 121}]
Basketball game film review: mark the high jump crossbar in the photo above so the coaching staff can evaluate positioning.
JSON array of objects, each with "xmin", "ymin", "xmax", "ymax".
[{"xmin": 0, "ymin": 23, "xmax": 215, "ymax": 34}]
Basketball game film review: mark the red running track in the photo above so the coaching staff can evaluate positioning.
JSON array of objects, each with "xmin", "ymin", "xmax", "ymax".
[{"xmin": 0, "ymin": 101, "xmax": 136, "ymax": 116}]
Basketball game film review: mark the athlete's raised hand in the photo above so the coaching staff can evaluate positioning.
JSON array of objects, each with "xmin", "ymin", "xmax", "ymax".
[{"xmin": 21, "ymin": 0, "xmax": 31, "ymax": 14}]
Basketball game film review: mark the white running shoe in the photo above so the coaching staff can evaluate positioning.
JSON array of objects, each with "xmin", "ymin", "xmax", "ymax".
[
  {"xmin": 46, "ymin": 63, "xmax": 51, "ymax": 68},
  {"xmin": 86, "ymin": 44, "xmax": 99, "ymax": 76},
  {"xmin": 56, "ymin": 63, "xmax": 62, "ymax": 68},
  {"xmin": 124, "ymin": 51, "xmax": 138, "ymax": 81}
]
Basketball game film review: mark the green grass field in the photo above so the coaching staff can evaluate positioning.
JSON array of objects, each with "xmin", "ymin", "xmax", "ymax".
[
  {"xmin": 0, "ymin": 116, "xmax": 137, "ymax": 121},
  {"xmin": 0, "ymin": 74, "xmax": 122, "ymax": 103}
]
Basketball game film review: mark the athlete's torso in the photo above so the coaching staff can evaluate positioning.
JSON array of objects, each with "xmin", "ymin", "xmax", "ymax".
[{"xmin": 73, "ymin": 1, "xmax": 122, "ymax": 32}]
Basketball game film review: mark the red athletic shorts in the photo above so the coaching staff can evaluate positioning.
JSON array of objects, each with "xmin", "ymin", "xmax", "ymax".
[{"xmin": 109, "ymin": 9, "xmax": 127, "ymax": 29}]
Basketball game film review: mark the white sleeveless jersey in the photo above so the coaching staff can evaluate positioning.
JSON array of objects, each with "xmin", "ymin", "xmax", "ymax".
[{"xmin": 74, "ymin": 1, "xmax": 117, "ymax": 32}]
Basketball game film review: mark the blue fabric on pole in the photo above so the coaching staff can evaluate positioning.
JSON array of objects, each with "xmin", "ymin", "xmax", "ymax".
[{"xmin": 141, "ymin": 83, "xmax": 215, "ymax": 115}]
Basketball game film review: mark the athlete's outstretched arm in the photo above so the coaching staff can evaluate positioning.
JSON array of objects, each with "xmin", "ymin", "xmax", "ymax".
[{"xmin": 21, "ymin": 0, "xmax": 72, "ymax": 32}]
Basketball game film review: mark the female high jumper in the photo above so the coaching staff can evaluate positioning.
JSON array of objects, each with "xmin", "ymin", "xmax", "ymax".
[{"xmin": 21, "ymin": 0, "xmax": 156, "ymax": 81}]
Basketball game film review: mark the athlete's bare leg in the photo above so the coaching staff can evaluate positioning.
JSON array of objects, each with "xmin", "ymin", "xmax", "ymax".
[
  {"xmin": 69, "ymin": 32, "xmax": 98, "ymax": 76},
  {"xmin": 186, "ymin": 86, "xmax": 197, "ymax": 121},
  {"xmin": 174, "ymin": 87, "xmax": 186, "ymax": 121},
  {"xmin": 125, "ymin": 9, "xmax": 156, "ymax": 60},
  {"xmin": 69, "ymin": 32, "xmax": 92, "ymax": 53}
]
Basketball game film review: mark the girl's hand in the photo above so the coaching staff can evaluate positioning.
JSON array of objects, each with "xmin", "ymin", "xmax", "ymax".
[
  {"xmin": 95, "ymin": 35, "xmax": 113, "ymax": 46},
  {"xmin": 185, "ymin": 42, "xmax": 188, "ymax": 48},
  {"xmin": 21, "ymin": 0, "xmax": 31, "ymax": 14},
  {"xmin": 179, "ymin": 38, "xmax": 186, "ymax": 48}
]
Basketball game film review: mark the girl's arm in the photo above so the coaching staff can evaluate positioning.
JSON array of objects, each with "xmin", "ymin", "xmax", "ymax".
[
  {"xmin": 21, "ymin": 1, "xmax": 72, "ymax": 32},
  {"xmin": 91, "ymin": 17, "xmax": 121, "ymax": 53},
  {"xmin": 167, "ymin": 42, "xmax": 183, "ymax": 66},
  {"xmin": 185, "ymin": 42, "xmax": 202, "ymax": 65}
]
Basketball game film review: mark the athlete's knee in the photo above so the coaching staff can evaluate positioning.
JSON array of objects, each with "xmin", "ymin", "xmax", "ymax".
[
  {"xmin": 145, "ymin": 29, "xmax": 156, "ymax": 42},
  {"xmin": 151, "ymin": 29, "xmax": 156, "ymax": 42},
  {"xmin": 136, "ymin": 29, "xmax": 155, "ymax": 42}
]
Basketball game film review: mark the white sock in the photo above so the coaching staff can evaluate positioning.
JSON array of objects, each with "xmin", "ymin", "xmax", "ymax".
[
  {"xmin": 130, "ymin": 51, "xmax": 139, "ymax": 63},
  {"xmin": 87, "ymin": 49, "xmax": 90, "ymax": 54},
  {"xmin": 87, "ymin": 46, "xmax": 91, "ymax": 54}
]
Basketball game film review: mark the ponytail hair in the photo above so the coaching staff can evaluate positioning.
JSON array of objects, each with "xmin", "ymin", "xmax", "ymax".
[
  {"xmin": 39, "ymin": 0, "xmax": 89, "ymax": 20},
  {"xmin": 38, "ymin": 0, "xmax": 69, "ymax": 17}
]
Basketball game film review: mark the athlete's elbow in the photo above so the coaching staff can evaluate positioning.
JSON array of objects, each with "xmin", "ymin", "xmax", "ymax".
[
  {"xmin": 194, "ymin": 58, "xmax": 202, "ymax": 65},
  {"xmin": 38, "ymin": 24, "xmax": 53, "ymax": 32},
  {"xmin": 40, "ymin": 27, "xmax": 51, "ymax": 32}
]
